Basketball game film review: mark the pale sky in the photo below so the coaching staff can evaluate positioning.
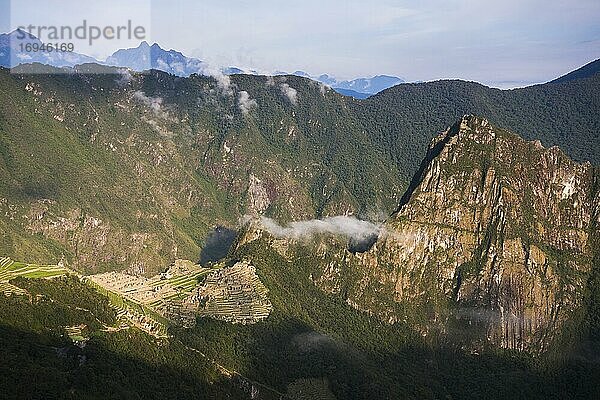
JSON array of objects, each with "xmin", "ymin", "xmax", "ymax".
[{"xmin": 1, "ymin": 0, "xmax": 599, "ymax": 88}]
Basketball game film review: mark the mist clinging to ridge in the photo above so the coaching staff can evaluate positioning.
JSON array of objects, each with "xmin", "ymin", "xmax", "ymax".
[{"xmin": 259, "ymin": 215, "xmax": 382, "ymax": 241}]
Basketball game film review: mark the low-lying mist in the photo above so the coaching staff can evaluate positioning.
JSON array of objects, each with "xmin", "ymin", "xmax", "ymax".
[{"xmin": 259, "ymin": 215, "xmax": 383, "ymax": 253}]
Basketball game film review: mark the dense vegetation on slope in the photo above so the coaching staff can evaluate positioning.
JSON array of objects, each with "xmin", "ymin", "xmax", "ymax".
[
  {"xmin": 1, "ymin": 59, "xmax": 599, "ymax": 398},
  {"xmin": 3, "ymin": 262, "xmax": 599, "ymax": 400},
  {"xmin": 0, "ymin": 66, "xmax": 405, "ymax": 273},
  {"xmin": 356, "ymin": 70, "xmax": 600, "ymax": 179},
  {"xmin": 550, "ymin": 58, "xmax": 600, "ymax": 84},
  {"xmin": 0, "ymin": 276, "xmax": 254, "ymax": 399},
  {"xmin": 0, "ymin": 62, "xmax": 599, "ymax": 274}
]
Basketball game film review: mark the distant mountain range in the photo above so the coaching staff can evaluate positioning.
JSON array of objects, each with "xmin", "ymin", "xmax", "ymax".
[
  {"xmin": 5, "ymin": 30, "xmax": 596, "ymax": 99},
  {"xmin": 271, "ymin": 70, "xmax": 405, "ymax": 97},
  {"xmin": 0, "ymin": 30, "xmax": 404, "ymax": 98},
  {"xmin": 105, "ymin": 41, "xmax": 207, "ymax": 76},
  {"xmin": 328, "ymin": 74, "xmax": 405, "ymax": 95},
  {"xmin": 286, "ymin": 71, "xmax": 406, "ymax": 97}
]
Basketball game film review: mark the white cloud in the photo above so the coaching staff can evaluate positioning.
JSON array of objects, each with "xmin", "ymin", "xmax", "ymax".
[
  {"xmin": 133, "ymin": 91, "xmax": 164, "ymax": 114},
  {"xmin": 260, "ymin": 215, "xmax": 381, "ymax": 242},
  {"xmin": 115, "ymin": 69, "xmax": 133, "ymax": 86},
  {"xmin": 238, "ymin": 90, "xmax": 258, "ymax": 115},
  {"xmin": 292, "ymin": 331, "xmax": 335, "ymax": 352},
  {"xmin": 195, "ymin": 63, "xmax": 235, "ymax": 96},
  {"xmin": 280, "ymin": 83, "xmax": 298, "ymax": 105},
  {"xmin": 132, "ymin": 90, "xmax": 176, "ymax": 125},
  {"xmin": 141, "ymin": 116, "xmax": 174, "ymax": 138},
  {"xmin": 132, "ymin": 91, "xmax": 177, "ymax": 135},
  {"xmin": 316, "ymin": 81, "xmax": 329, "ymax": 96}
]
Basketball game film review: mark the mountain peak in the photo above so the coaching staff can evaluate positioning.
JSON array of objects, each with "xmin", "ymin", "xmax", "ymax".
[
  {"xmin": 550, "ymin": 58, "xmax": 600, "ymax": 84},
  {"xmin": 382, "ymin": 114, "xmax": 598, "ymax": 350},
  {"xmin": 397, "ymin": 115, "xmax": 496, "ymax": 211},
  {"xmin": 104, "ymin": 40, "xmax": 205, "ymax": 76},
  {"xmin": 4, "ymin": 28, "xmax": 37, "ymax": 39},
  {"xmin": 0, "ymin": 29, "xmax": 42, "ymax": 46},
  {"xmin": 292, "ymin": 70, "xmax": 311, "ymax": 78}
]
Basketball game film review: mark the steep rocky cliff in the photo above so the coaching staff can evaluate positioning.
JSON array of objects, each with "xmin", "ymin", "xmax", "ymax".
[{"xmin": 240, "ymin": 116, "xmax": 599, "ymax": 352}]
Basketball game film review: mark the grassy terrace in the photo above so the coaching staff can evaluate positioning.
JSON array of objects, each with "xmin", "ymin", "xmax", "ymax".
[
  {"xmin": 2, "ymin": 256, "xmax": 272, "ymax": 333},
  {"xmin": 1, "ymin": 256, "xmax": 169, "ymax": 337},
  {"xmin": 148, "ymin": 269, "xmax": 213, "ymax": 292},
  {"xmin": 0, "ymin": 256, "xmax": 69, "ymax": 280},
  {"xmin": 86, "ymin": 264, "xmax": 218, "ymax": 323},
  {"xmin": 0, "ymin": 256, "xmax": 69, "ymax": 295}
]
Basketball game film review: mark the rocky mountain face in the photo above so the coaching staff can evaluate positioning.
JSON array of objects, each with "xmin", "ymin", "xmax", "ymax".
[
  {"xmin": 239, "ymin": 116, "xmax": 599, "ymax": 352},
  {"xmin": 105, "ymin": 41, "xmax": 207, "ymax": 76},
  {"xmin": 370, "ymin": 116, "xmax": 597, "ymax": 351},
  {"xmin": 0, "ymin": 66, "xmax": 405, "ymax": 274},
  {"xmin": 0, "ymin": 61, "xmax": 598, "ymax": 285}
]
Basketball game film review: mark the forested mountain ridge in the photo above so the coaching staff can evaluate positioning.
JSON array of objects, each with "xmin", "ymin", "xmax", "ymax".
[
  {"xmin": 355, "ymin": 62, "xmax": 600, "ymax": 181},
  {"xmin": 550, "ymin": 58, "xmax": 600, "ymax": 84},
  {"xmin": 0, "ymin": 65, "xmax": 405, "ymax": 274},
  {"xmin": 0, "ymin": 59, "xmax": 599, "ymax": 276}
]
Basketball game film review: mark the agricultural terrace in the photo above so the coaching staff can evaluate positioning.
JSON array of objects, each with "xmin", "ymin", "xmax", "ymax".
[{"xmin": 0, "ymin": 256, "xmax": 69, "ymax": 295}]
